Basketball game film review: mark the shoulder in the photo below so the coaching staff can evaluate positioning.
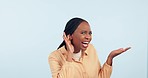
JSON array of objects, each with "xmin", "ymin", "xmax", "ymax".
[
  {"xmin": 48, "ymin": 50, "xmax": 59, "ymax": 60},
  {"xmin": 87, "ymin": 43, "xmax": 96, "ymax": 51},
  {"xmin": 48, "ymin": 46, "xmax": 65, "ymax": 60},
  {"xmin": 85, "ymin": 43, "xmax": 97, "ymax": 54},
  {"xmin": 85, "ymin": 44, "xmax": 99, "ymax": 58}
]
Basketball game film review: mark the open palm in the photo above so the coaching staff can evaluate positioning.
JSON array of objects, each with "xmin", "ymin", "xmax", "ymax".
[{"xmin": 110, "ymin": 47, "xmax": 131, "ymax": 58}]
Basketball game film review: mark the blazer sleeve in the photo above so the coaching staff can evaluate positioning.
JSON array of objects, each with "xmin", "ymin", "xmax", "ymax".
[
  {"xmin": 48, "ymin": 54, "xmax": 75, "ymax": 78},
  {"xmin": 98, "ymin": 62, "xmax": 112, "ymax": 78},
  {"xmin": 90, "ymin": 44, "xmax": 112, "ymax": 78}
]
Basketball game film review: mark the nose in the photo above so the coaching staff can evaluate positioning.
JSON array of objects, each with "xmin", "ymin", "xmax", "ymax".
[{"xmin": 85, "ymin": 34, "xmax": 91, "ymax": 40}]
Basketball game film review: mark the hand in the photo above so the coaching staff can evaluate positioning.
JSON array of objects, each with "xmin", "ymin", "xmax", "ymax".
[
  {"xmin": 106, "ymin": 47, "xmax": 131, "ymax": 66},
  {"xmin": 109, "ymin": 47, "xmax": 131, "ymax": 58},
  {"xmin": 63, "ymin": 32, "xmax": 74, "ymax": 62}
]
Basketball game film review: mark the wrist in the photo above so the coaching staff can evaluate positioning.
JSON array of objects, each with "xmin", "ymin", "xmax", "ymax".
[
  {"xmin": 106, "ymin": 55, "xmax": 113, "ymax": 66},
  {"xmin": 108, "ymin": 52, "xmax": 114, "ymax": 59},
  {"xmin": 67, "ymin": 52, "xmax": 73, "ymax": 62}
]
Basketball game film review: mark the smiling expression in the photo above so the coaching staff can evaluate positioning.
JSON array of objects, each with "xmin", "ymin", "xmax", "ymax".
[{"xmin": 70, "ymin": 21, "xmax": 92, "ymax": 53}]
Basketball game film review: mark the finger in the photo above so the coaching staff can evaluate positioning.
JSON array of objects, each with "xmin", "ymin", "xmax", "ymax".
[
  {"xmin": 63, "ymin": 32, "xmax": 68, "ymax": 43},
  {"xmin": 119, "ymin": 48, "xmax": 124, "ymax": 51},
  {"xmin": 67, "ymin": 34, "xmax": 70, "ymax": 40},
  {"xmin": 117, "ymin": 48, "xmax": 126, "ymax": 53},
  {"xmin": 63, "ymin": 32, "xmax": 69, "ymax": 41},
  {"xmin": 115, "ymin": 48, "xmax": 124, "ymax": 52},
  {"xmin": 124, "ymin": 47, "xmax": 131, "ymax": 51},
  {"xmin": 63, "ymin": 33, "xmax": 71, "ymax": 45},
  {"xmin": 63, "ymin": 32, "xmax": 66, "ymax": 38},
  {"xmin": 63, "ymin": 32, "xmax": 70, "ymax": 40}
]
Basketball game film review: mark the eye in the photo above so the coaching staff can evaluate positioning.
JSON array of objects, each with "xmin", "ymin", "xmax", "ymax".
[
  {"xmin": 89, "ymin": 31, "xmax": 92, "ymax": 35},
  {"xmin": 81, "ymin": 31, "xmax": 86, "ymax": 35}
]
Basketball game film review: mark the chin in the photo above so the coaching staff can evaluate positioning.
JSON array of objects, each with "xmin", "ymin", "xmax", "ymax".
[{"xmin": 81, "ymin": 47, "xmax": 87, "ymax": 51}]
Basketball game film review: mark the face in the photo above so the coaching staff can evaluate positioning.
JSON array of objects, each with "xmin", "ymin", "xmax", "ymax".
[{"xmin": 70, "ymin": 21, "xmax": 92, "ymax": 52}]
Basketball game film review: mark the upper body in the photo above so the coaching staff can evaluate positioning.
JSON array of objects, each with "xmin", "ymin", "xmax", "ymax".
[
  {"xmin": 48, "ymin": 44, "xmax": 112, "ymax": 78},
  {"xmin": 48, "ymin": 17, "xmax": 130, "ymax": 78}
]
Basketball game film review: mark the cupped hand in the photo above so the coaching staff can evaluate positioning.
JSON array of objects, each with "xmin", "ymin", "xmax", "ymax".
[{"xmin": 63, "ymin": 32, "xmax": 74, "ymax": 54}]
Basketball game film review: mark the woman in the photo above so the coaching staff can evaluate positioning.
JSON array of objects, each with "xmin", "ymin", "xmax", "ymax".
[{"xmin": 48, "ymin": 17, "xmax": 131, "ymax": 78}]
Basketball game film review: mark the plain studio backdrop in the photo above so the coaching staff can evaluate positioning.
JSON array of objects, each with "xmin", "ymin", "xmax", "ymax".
[{"xmin": 0, "ymin": 0, "xmax": 147, "ymax": 78}]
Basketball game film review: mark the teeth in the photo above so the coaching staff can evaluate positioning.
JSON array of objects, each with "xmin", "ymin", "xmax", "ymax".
[{"xmin": 83, "ymin": 42, "xmax": 89, "ymax": 44}]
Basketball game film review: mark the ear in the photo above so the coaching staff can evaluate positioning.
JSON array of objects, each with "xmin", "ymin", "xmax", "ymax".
[{"xmin": 69, "ymin": 34, "xmax": 73, "ymax": 40}]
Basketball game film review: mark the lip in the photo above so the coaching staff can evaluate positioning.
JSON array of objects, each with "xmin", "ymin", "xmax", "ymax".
[{"xmin": 81, "ymin": 41, "xmax": 90, "ymax": 48}]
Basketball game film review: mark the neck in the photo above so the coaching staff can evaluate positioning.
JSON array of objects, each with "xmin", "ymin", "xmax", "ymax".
[
  {"xmin": 73, "ymin": 47, "xmax": 80, "ymax": 53},
  {"xmin": 73, "ymin": 50, "xmax": 80, "ymax": 53}
]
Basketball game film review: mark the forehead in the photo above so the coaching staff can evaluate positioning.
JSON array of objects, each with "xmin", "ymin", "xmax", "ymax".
[{"xmin": 76, "ymin": 21, "xmax": 91, "ymax": 31}]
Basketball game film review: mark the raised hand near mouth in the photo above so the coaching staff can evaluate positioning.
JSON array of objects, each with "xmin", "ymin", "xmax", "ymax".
[{"xmin": 63, "ymin": 32, "xmax": 74, "ymax": 62}]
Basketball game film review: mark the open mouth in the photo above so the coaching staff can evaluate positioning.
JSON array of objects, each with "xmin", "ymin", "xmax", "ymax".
[{"xmin": 82, "ymin": 41, "xmax": 89, "ymax": 48}]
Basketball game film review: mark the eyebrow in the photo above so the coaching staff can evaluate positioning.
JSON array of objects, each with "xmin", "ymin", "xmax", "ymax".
[{"xmin": 80, "ymin": 29, "xmax": 92, "ymax": 32}]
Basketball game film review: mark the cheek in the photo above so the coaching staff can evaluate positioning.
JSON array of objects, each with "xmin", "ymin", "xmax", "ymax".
[
  {"xmin": 72, "ymin": 35, "xmax": 82, "ymax": 44},
  {"xmin": 73, "ymin": 37, "xmax": 80, "ymax": 43},
  {"xmin": 90, "ymin": 36, "xmax": 92, "ymax": 40}
]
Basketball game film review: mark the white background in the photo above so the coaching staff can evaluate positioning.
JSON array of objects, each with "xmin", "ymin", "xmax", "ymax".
[{"xmin": 0, "ymin": 0, "xmax": 147, "ymax": 78}]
